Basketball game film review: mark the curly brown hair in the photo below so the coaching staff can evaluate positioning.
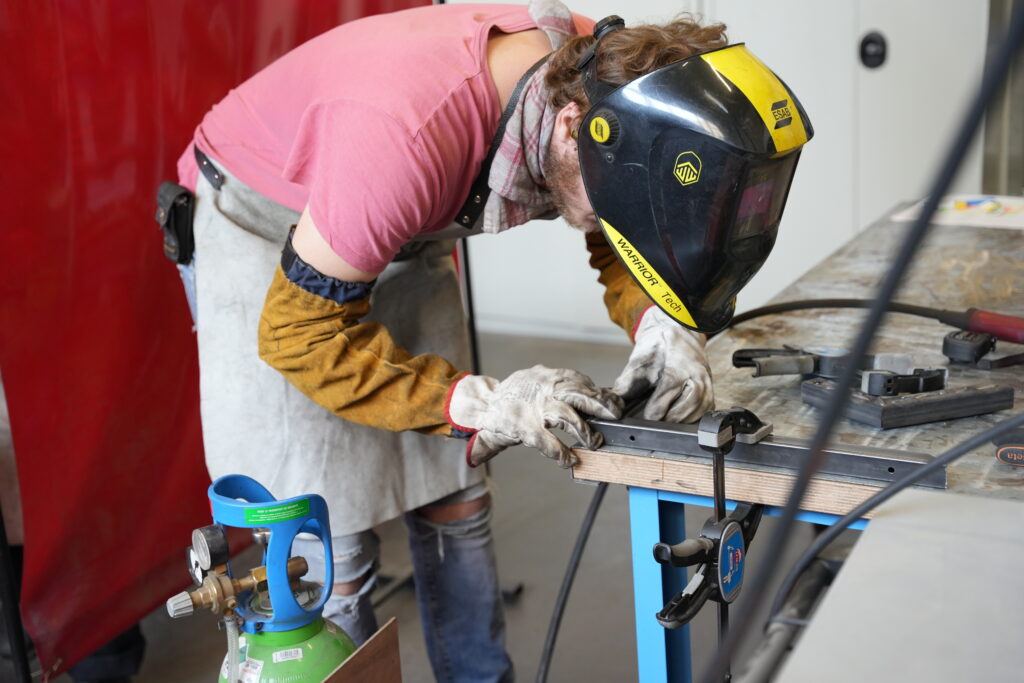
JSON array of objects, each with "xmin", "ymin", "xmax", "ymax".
[{"xmin": 545, "ymin": 15, "xmax": 728, "ymax": 111}]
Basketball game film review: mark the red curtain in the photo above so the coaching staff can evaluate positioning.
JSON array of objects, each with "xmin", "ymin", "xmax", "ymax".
[{"xmin": 0, "ymin": 1, "xmax": 426, "ymax": 677}]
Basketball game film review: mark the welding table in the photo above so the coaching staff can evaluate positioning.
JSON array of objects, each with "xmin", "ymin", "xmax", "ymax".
[{"xmin": 571, "ymin": 209, "xmax": 1024, "ymax": 683}]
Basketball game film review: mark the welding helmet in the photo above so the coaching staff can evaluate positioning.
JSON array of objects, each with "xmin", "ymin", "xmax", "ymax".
[{"xmin": 577, "ymin": 17, "xmax": 813, "ymax": 333}]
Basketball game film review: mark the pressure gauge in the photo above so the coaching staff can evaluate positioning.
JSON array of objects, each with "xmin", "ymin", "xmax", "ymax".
[
  {"xmin": 191, "ymin": 524, "xmax": 230, "ymax": 570},
  {"xmin": 186, "ymin": 546, "xmax": 204, "ymax": 586}
]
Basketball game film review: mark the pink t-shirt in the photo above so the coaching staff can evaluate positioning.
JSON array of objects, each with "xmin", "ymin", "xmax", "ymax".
[{"xmin": 178, "ymin": 4, "xmax": 542, "ymax": 273}]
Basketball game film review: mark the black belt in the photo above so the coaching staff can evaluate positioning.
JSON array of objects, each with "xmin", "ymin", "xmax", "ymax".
[{"xmin": 194, "ymin": 145, "xmax": 224, "ymax": 191}]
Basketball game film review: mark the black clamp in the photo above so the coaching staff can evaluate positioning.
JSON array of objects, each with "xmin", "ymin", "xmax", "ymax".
[
  {"xmin": 653, "ymin": 408, "xmax": 767, "ymax": 632},
  {"xmin": 943, "ymin": 330, "xmax": 1024, "ymax": 370},
  {"xmin": 860, "ymin": 368, "xmax": 947, "ymax": 397},
  {"xmin": 733, "ymin": 347, "xmax": 843, "ymax": 378},
  {"xmin": 733, "ymin": 347, "xmax": 912, "ymax": 380},
  {"xmin": 653, "ymin": 502, "xmax": 762, "ymax": 628},
  {"xmin": 736, "ymin": 347, "xmax": 951, "ymax": 397}
]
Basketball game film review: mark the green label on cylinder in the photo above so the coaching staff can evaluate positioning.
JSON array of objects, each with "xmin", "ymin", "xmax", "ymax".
[{"xmin": 244, "ymin": 500, "xmax": 309, "ymax": 524}]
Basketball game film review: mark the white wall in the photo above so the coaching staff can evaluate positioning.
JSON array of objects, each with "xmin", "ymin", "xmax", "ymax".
[
  {"xmin": 453, "ymin": 0, "xmax": 989, "ymax": 343},
  {"xmin": 696, "ymin": 0, "xmax": 860, "ymax": 315},
  {"xmin": 855, "ymin": 0, "xmax": 988, "ymax": 225}
]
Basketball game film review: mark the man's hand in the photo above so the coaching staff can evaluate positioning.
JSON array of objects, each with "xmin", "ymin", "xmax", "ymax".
[
  {"xmin": 447, "ymin": 365, "xmax": 624, "ymax": 468},
  {"xmin": 613, "ymin": 307, "xmax": 714, "ymax": 422}
]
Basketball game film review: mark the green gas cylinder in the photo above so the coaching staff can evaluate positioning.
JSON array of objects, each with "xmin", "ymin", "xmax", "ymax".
[
  {"xmin": 165, "ymin": 475, "xmax": 361, "ymax": 682},
  {"xmin": 222, "ymin": 617, "xmax": 356, "ymax": 683}
]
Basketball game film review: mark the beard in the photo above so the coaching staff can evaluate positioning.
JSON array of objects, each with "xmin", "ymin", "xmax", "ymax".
[{"xmin": 543, "ymin": 145, "xmax": 599, "ymax": 234}]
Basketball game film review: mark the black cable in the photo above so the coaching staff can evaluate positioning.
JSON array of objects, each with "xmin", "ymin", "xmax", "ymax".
[
  {"xmin": 536, "ymin": 481, "xmax": 608, "ymax": 683},
  {"xmin": 699, "ymin": 7, "xmax": 1024, "ymax": 682},
  {"xmin": 767, "ymin": 410, "xmax": 1024, "ymax": 625},
  {"xmin": 458, "ymin": 238, "xmax": 482, "ymax": 376},
  {"xmin": 714, "ymin": 299, "xmax": 974, "ymax": 337}
]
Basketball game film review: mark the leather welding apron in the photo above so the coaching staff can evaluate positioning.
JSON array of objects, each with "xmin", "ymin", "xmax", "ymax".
[{"xmin": 191, "ymin": 161, "xmax": 483, "ymax": 536}]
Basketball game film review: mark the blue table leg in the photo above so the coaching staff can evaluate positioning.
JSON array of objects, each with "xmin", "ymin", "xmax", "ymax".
[
  {"xmin": 629, "ymin": 486, "xmax": 693, "ymax": 683},
  {"xmin": 629, "ymin": 486, "xmax": 870, "ymax": 682}
]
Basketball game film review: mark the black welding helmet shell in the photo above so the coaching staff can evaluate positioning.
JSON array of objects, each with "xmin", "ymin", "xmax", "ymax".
[{"xmin": 578, "ymin": 43, "xmax": 813, "ymax": 334}]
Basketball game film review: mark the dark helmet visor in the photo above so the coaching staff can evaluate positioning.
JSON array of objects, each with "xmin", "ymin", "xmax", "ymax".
[
  {"xmin": 578, "ymin": 44, "xmax": 812, "ymax": 333},
  {"xmin": 648, "ymin": 135, "xmax": 801, "ymax": 329}
]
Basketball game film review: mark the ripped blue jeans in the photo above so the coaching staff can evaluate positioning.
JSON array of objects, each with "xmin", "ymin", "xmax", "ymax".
[{"xmin": 291, "ymin": 488, "xmax": 513, "ymax": 683}]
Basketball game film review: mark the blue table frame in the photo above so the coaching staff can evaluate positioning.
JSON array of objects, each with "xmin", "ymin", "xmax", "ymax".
[{"xmin": 628, "ymin": 486, "xmax": 869, "ymax": 683}]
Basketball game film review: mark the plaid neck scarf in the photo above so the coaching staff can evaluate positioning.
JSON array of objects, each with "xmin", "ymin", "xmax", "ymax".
[{"xmin": 481, "ymin": 0, "xmax": 578, "ymax": 234}]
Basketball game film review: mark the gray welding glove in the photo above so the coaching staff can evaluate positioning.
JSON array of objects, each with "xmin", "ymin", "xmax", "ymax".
[
  {"xmin": 613, "ymin": 307, "xmax": 715, "ymax": 423},
  {"xmin": 447, "ymin": 365, "xmax": 624, "ymax": 468}
]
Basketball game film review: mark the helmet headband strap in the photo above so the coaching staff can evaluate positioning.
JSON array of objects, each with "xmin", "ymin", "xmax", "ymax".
[{"xmin": 576, "ymin": 15, "xmax": 625, "ymax": 104}]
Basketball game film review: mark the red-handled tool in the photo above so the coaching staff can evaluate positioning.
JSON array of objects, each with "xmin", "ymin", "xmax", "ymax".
[
  {"xmin": 963, "ymin": 308, "xmax": 1024, "ymax": 344},
  {"xmin": 929, "ymin": 305, "xmax": 1024, "ymax": 344}
]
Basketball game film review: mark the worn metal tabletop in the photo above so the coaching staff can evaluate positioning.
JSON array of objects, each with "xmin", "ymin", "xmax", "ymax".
[{"xmin": 705, "ymin": 207, "xmax": 1024, "ymax": 501}]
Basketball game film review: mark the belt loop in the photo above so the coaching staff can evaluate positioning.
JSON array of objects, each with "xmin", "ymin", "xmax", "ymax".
[{"xmin": 194, "ymin": 145, "xmax": 224, "ymax": 191}]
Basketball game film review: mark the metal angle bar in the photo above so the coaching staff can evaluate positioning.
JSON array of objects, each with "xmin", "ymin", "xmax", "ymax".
[{"xmin": 587, "ymin": 417, "xmax": 947, "ymax": 489}]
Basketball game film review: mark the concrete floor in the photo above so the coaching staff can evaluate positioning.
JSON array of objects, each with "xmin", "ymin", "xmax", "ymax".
[{"xmin": 20, "ymin": 331, "xmax": 821, "ymax": 683}]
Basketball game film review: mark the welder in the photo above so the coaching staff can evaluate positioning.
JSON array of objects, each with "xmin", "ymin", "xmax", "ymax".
[{"xmin": 172, "ymin": 2, "xmax": 811, "ymax": 680}]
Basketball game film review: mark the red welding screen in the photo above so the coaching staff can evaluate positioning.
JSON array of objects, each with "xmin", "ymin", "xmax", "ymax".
[{"xmin": 0, "ymin": 1, "xmax": 426, "ymax": 677}]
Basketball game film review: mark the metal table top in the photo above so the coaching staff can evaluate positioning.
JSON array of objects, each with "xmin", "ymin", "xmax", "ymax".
[{"xmin": 706, "ymin": 208, "xmax": 1024, "ymax": 501}]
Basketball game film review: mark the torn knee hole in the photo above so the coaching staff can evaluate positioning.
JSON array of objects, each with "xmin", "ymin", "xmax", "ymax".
[{"xmin": 416, "ymin": 495, "xmax": 490, "ymax": 524}]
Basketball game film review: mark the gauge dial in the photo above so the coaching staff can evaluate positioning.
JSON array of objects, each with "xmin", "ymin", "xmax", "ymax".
[
  {"xmin": 191, "ymin": 525, "xmax": 229, "ymax": 570},
  {"xmin": 186, "ymin": 546, "xmax": 204, "ymax": 585}
]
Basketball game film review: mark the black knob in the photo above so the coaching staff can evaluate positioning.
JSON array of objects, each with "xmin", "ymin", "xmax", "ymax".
[{"xmin": 860, "ymin": 31, "xmax": 887, "ymax": 69}]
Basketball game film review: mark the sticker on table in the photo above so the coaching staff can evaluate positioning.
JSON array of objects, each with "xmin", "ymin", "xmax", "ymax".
[{"xmin": 891, "ymin": 194, "xmax": 1024, "ymax": 230}]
